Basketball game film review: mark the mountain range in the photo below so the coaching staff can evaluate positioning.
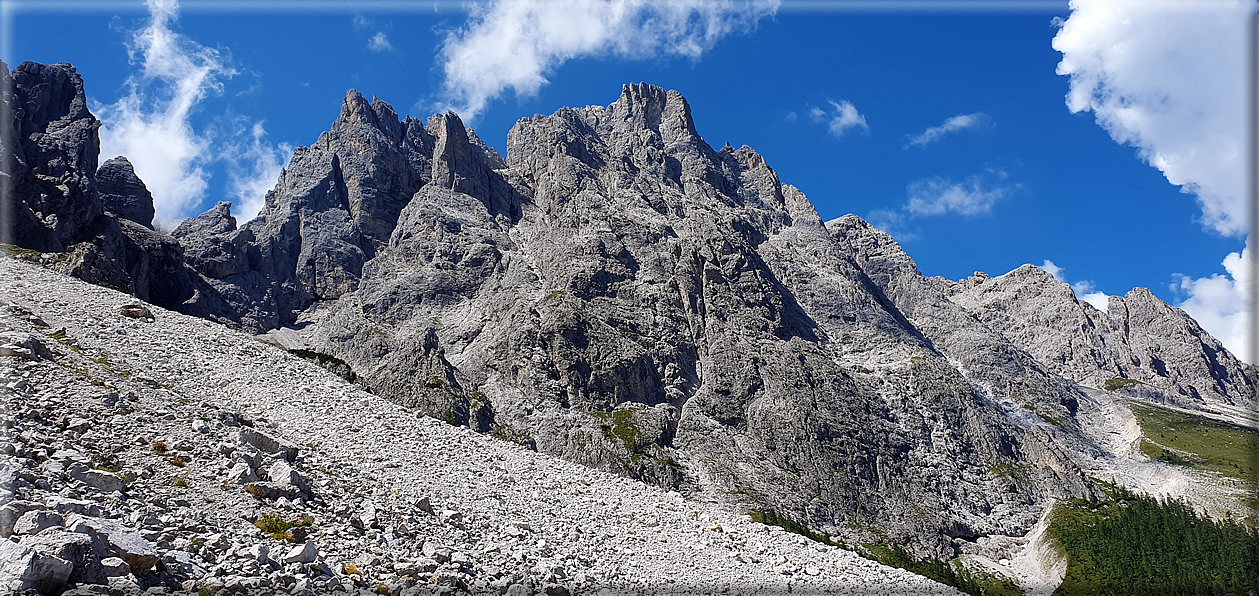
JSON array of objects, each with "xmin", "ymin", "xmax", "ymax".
[{"xmin": 2, "ymin": 58, "xmax": 1254, "ymax": 579}]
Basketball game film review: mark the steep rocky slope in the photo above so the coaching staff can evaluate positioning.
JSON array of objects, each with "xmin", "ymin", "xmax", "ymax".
[
  {"xmin": 3, "ymin": 58, "xmax": 1253, "ymax": 570},
  {"xmin": 0, "ymin": 256, "xmax": 958, "ymax": 595}
]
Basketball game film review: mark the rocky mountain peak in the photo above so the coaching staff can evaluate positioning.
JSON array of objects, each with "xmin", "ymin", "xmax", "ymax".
[
  {"xmin": 172, "ymin": 201, "xmax": 237, "ymax": 239},
  {"xmin": 336, "ymin": 89, "xmax": 379, "ymax": 130},
  {"xmin": 9, "ymin": 61, "xmax": 94, "ymax": 132},
  {"xmin": 610, "ymin": 82, "xmax": 699, "ymax": 145},
  {"xmin": 1, "ymin": 60, "xmax": 103, "ymax": 252},
  {"xmin": 96, "ymin": 156, "xmax": 155, "ymax": 230}
]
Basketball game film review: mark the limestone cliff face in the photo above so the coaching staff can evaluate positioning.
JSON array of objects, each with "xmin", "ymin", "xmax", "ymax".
[
  {"xmin": 298, "ymin": 84, "xmax": 1092, "ymax": 552},
  {"xmin": 5, "ymin": 63, "xmax": 1252, "ymax": 556}
]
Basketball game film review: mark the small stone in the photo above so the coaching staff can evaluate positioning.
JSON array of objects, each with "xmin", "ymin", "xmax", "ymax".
[
  {"xmin": 352, "ymin": 500, "xmax": 378, "ymax": 530},
  {"xmin": 225, "ymin": 462, "xmax": 259, "ymax": 485},
  {"xmin": 94, "ymin": 555, "xmax": 128, "ymax": 578},
  {"xmin": 283, "ymin": 542, "xmax": 318, "ymax": 564},
  {"xmin": 114, "ymin": 304, "xmax": 153, "ymax": 319},
  {"xmin": 14, "ymin": 510, "xmax": 63, "ymax": 535}
]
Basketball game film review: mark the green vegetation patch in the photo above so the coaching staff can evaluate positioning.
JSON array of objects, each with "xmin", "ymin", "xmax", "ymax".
[
  {"xmin": 1130, "ymin": 402, "xmax": 1258, "ymax": 481},
  {"xmin": 1047, "ymin": 487, "xmax": 1259, "ymax": 595},
  {"xmin": 254, "ymin": 513, "xmax": 314, "ymax": 541},
  {"xmin": 287, "ymin": 348, "xmax": 358, "ymax": 383},
  {"xmin": 749, "ymin": 509, "xmax": 838, "ymax": 546},
  {"xmin": 745, "ymin": 509, "xmax": 1019, "ymax": 596},
  {"xmin": 863, "ymin": 544, "xmax": 1022, "ymax": 596},
  {"xmin": 1104, "ymin": 378, "xmax": 1144, "ymax": 392},
  {"xmin": 593, "ymin": 409, "xmax": 641, "ymax": 454},
  {"xmin": 0, "ymin": 243, "xmax": 40, "ymax": 258}
]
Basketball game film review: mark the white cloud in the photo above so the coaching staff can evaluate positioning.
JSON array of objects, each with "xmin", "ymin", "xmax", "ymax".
[
  {"xmin": 1041, "ymin": 259, "xmax": 1065, "ymax": 282},
  {"xmin": 368, "ymin": 32, "xmax": 393, "ymax": 52},
  {"xmin": 95, "ymin": 0, "xmax": 232, "ymax": 229},
  {"xmin": 815, "ymin": 99, "xmax": 868, "ymax": 138},
  {"xmin": 1039, "ymin": 260, "xmax": 1111, "ymax": 311},
  {"xmin": 1071, "ymin": 280, "xmax": 1110, "ymax": 312},
  {"xmin": 906, "ymin": 112, "xmax": 988, "ymax": 147},
  {"xmin": 866, "ymin": 208, "xmax": 917, "ymax": 242},
  {"xmin": 221, "ymin": 121, "xmax": 292, "ymax": 222},
  {"xmin": 905, "ymin": 170, "xmax": 1012, "ymax": 217},
  {"xmin": 94, "ymin": 0, "xmax": 288, "ymax": 229},
  {"xmin": 438, "ymin": 0, "xmax": 779, "ymax": 118},
  {"xmin": 1052, "ymin": 0, "xmax": 1249, "ymax": 237},
  {"xmin": 1053, "ymin": 0, "xmax": 1252, "ymax": 362},
  {"xmin": 1173, "ymin": 243, "xmax": 1253, "ymax": 363}
]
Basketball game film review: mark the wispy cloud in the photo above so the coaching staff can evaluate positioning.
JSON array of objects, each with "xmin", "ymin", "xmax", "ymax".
[
  {"xmin": 94, "ymin": 0, "xmax": 232, "ymax": 229},
  {"xmin": 810, "ymin": 99, "xmax": 868, "ymax": 137},
  {"xmin": 220, "ymin": 120, "xmax": 291, "ymax": 222},
  {"xmin": 93, "ymin": 0, "xmax": 288, "ymax": 229},
  {"xmin": 438, "ymin": 0, "xmax": 779, "ymax": 119},
  {"xmin": 905, "ymin": 169, "xmax": 1012, "ymax": 217},
  {"xmin": 906, "ymin": 112, "xmax": 989, "ymax": 147},
  {"xmin": 368, "ymin": 32, "xmax": 393, "ymax": 52},
  {"xmin": 355, "ymin": 14, "xmax": 393, "ymax": 52},
  {"xmin": 867, "ymin": 169, "xmax": 1013, "ymax": 240}
]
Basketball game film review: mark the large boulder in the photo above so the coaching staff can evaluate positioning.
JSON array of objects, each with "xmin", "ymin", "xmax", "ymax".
[{"xmin": 0, "ymin": 539, "xmax": 73, "ymax": 595}]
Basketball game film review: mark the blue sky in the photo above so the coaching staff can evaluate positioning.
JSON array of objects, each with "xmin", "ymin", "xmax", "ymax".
[{"xmin": 2, "ymin": 0, "xmax": 1252, "ymax": 362}]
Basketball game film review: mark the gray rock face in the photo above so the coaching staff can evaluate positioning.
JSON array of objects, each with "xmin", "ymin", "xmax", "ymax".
[
  {"xmin": 301, "ymin": 83, "xmax": 1091, "ymax": 551},
  {"xmin": 177, "ymin": 91, "xmax": 520, "ymax": 331},
  {"xmin": 96, "ymin": 156, "xmax": 154, "ymax": 229},
  {"xmin": 173, "ymin": 201, "xmax": 256, "ymax": 279},
  {"xmin": 0, "ymin": 539, "xmax": 73, "ymax": 595},
  {"xmin": 0, "ymin": 60, "xmax": 103, "ymax": 252},
  {"xmin": 944, "ymin": 264, "xmax": 1254, "ymax": 412}
]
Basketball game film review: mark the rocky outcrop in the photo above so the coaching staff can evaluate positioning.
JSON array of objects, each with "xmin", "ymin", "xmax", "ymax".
[
  {"xmin": 829, "ymin": 215, "xmax": 1088, "ymax": 430},
  {"xmin": 96, "ymin": 156, "xmax": 154, "ymax": 230},
  {"xmin": 0, "ymin": 60, "xmax": 105, "ymax": 253},
  {"xmin": 173, "ymin": 91, "xmax": 522, "ymax": 331}
]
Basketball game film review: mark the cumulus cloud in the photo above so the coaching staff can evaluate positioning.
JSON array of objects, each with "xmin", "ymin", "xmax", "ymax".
[
  {"xmin": 368, "ymin": 32, "xmax": 393, "ymax": 52},
  {"xmin": 906, "ymin": 112, "xmax": 988, "ymax": 148},
  {"xmin": 811, "ymin": 99, "xmax": 868, "ymax": 138},
  {"xmin": 438, "ymin": 0, "xmax": 779, "ymax": 118},
  {"xmin": 94, "ymin": 0, "xmax": 289, "ymax": 229},
  {"xmin": 1040, "ymin": 259, "xmax": 1110, "ymax": 311},
  {"xmin": 905, "ymin": 170, "xmax": 1012, "ymax": 217},
  {"xmin": 1053, "ymin": 0, "xmax": 1248, "ymax": 236},
  {"xmin": 1053, "ymin": 0, "xmax": 1252, "ymax": 362},
  {"xmin": 1172, "ymin": 243, "xmax": 1253, "ymax": 363}
]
